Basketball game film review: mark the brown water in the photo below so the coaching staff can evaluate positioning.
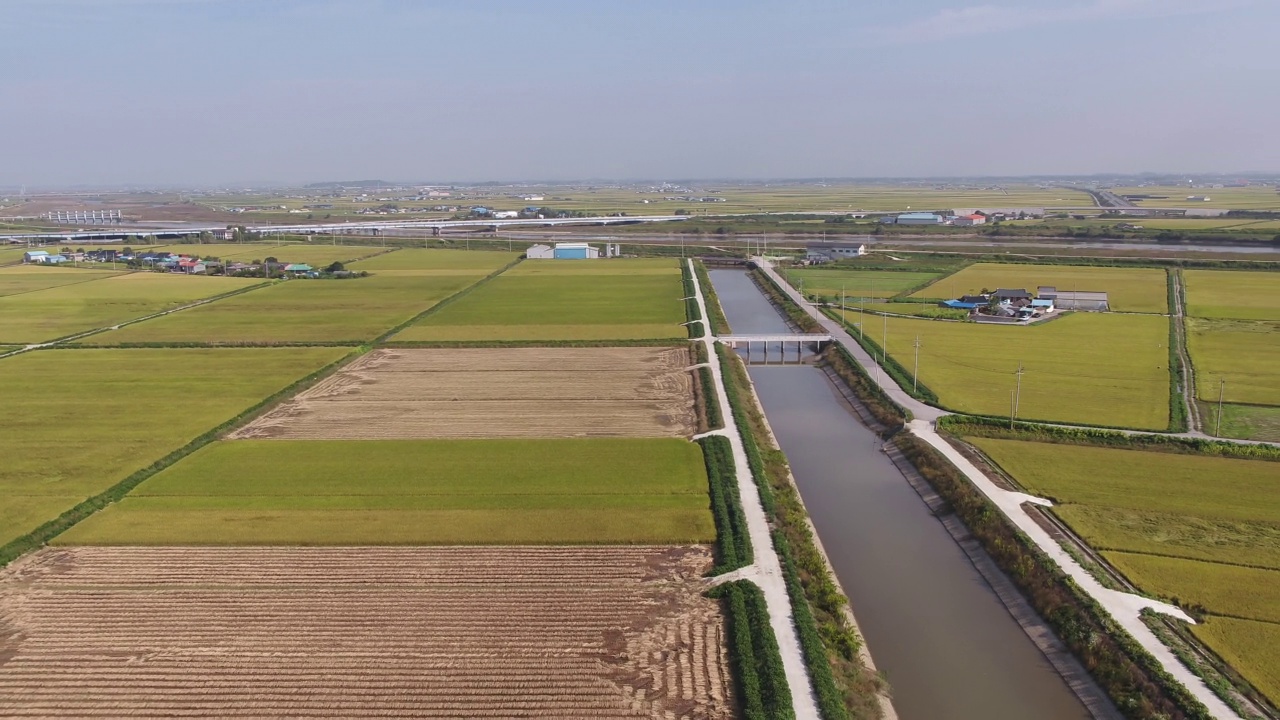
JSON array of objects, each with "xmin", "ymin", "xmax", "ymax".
[{"xmin": 709, "ymin": 268, "xmax": 1091, "ymax": 720}]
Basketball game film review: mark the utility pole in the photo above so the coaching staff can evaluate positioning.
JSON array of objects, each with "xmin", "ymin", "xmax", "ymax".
[
  {"xmin": 913, "ymin": 335, "xmax": 921, "ymax": 393},
  {"xmin": 841, "ymin": 282, "xmax": 846, "ymax": 325},
  {"xmin": 1010, "ymin": 390, "xmax": 1016, "ymax": 429},
  {"xmin": 1216, "ymin": 379, "xmax": 1225, "ymax": 436},
  {"xmin": 1014, "ymin": 361, "xmax": 1025, "ymax": 420}
]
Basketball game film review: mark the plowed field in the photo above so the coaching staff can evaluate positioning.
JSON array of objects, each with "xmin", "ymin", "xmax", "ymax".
[
  {"xmin": 0, "ymin": 545, "xmax": 734, "ymax": 719},
  {"xmin": 232, "ymin": 346, "xmax": 696, "ymax": 439}
]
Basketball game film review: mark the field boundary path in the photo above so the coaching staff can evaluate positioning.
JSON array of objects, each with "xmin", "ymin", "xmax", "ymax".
[
  {"xmin": 687, "ymin": 259, "xmax": 822, "ymax": 720},
  {"xmin": 1170, "ymin": 269, "xmax": 1207, "ymax": 435},
  {"xmin": 756, "ymin": 257, "xmax": 1244, "ymax": 720}
]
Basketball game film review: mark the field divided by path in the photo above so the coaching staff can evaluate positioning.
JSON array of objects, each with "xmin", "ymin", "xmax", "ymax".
[
  {"xmin": 233, "ymin": 347, "xmax": 696, "ymax": 439},
  {"xmin": 969, "ymin": 437, "xmax": 1280, "ymax": 706},
  {"xmin": 58, "ymin": 438, "xmax": 715, "ymax": 545},
  {"xmin": 394, "ymin": 258, "xmax": 688, "ymax": 341},
  {"xmin": 0, "ymin": 273, "xmax": 264, "ymax": 344},
  {"xmin": 0, "ymin": 265, "xmax": 123, "ymax": 297},
  {"xmin": 780, "ymin": 267, "xmax": 941, "ymax": 299},
  {"xmin": 0, "ymin": 545, "xmax": 734, "ymax": 719},
  {"xmin": 876, "ymin": 312, "xmax": 1170, "ymax": 429},
  {"xmin": 0, "ymin": 347, "xmax": 350, "ymax": 548},
  {"xmin": 77, "ymin": 250, "xmax": 516, "ymax": 345},
  {"xmin": 909, "ymin": 262, "xmax": 1168, "ymax": 313}
]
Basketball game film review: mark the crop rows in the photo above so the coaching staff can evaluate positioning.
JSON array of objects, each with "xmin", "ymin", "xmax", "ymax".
[
  {"xmin": 232, "ymin": 347, "xmax": 696, "ymax": 439},
  {"xmin": 0, "ymin": 546, "xmax": 734, "ymax": 719}
]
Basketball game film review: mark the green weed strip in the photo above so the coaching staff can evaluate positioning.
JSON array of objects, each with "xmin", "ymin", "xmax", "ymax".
[
  {"xmin": 57, "ymin": 438, "xmax": 715, "ymax": 546},
  {"xmin": 959, "ymin": 429, "xmax": 1280, "ymax": 713},
  {"xmin": 718, "ymin": 343, "xmax": 883, "ymax": 720}
]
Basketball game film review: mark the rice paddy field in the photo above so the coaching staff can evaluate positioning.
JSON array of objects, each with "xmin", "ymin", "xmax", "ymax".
[
  {"xmin": 0, "ymin": 545, "xmax": 734, "ymax": 719},
  {"xmin": 1186, "ymin": 319, "xmax": 1280, "ymax": 406},
  {"xmin": 394, "ymin": 258, "xmax": 688, "ymax": 341},
  {"xmin": 1183, "ymin": 270, "xmax": 1280, "ymax": 322},
  {"xmin": 909, "ymin": 263, "xmax": 1169, "ymax": 313},
  {"xmin": 77, "ymin": 272, "xmax": 485, "ymax": 345},
  {"xmin": 861, "ymin": 312, "xmax": 1170, "ymax": 428},
  {"xmin": 58, "ymin": 438, "xmax": 714, "ymax": 545},
  {"xmin": 0, "ymin": 347, "xmax": 349, "ymax": 548},
  {"xmin": 968, "ymin": 437, "xmax": 1280, "ymax": 706},
  {"xmin": 1111, "ymin": 185, "xmax": 1280, "ymax": 211},
  {"xmin": 0, "ymin": 273, "xmax": 264, "ymax": 344},
  {"xmin": 145, "ymin": 242, "xmax": 393, "ymax": 266},
  {"xmin": 0, "ymin": 264, "xmax": 122, "ymax": 296},
  {"xmin": 779, "ymin": 267, "xmax": 942, "ymax": 299}
]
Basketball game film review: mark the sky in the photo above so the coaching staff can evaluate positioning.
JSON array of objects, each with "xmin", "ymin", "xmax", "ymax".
[{"xmin": 3, "ymin": 0, "xmax": 1277, "ymax": 187}]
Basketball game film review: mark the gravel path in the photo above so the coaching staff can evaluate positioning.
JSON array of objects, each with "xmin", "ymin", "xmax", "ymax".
[{"xmin": 757, "ymin": 257, "xmax": 1244, "ymax": 720}]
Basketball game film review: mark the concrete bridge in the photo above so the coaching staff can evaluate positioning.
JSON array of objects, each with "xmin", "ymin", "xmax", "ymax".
[{"xmin": 716, "ymin": 333, "xmax": 833, "ymax": 364}]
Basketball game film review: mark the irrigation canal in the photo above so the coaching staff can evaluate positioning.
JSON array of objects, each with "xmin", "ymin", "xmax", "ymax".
[{"xmin": 708, "ymin": 268, "xmax": 1091, "ymax": 720}]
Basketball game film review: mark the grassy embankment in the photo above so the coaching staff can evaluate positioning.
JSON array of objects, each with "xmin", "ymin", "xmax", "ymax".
[
  {"xmin": 1182, "ymin": 269, "xmax": 1280, "ymax": 441},
  {"xmin": 0, "ymin": 347, "xmax": 352, "ymax": 562},
  {"xmin": 57, "ymin": 438, "xmax": 714, "ymax": 545},
  {"xmin": 394, "ymin": 258, "xmax": 689, "ymax": 341}
]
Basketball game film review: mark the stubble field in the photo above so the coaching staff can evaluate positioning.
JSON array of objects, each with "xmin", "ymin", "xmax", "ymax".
[
  {"xmin": 0, "ymin": 545, "xmax": 735, "ymax": 719},
  {"xmin": 233, "ymin": 346, "xmax": 696, "ymax": 439}
]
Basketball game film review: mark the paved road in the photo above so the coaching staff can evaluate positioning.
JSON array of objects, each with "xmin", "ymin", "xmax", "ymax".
[{"xmin": 756, "ymin": 258, "xmax": 1245, "ymax": 720}]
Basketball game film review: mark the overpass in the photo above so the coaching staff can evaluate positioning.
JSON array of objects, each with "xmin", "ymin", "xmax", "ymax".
[{"xmin": 0, "ymin": 214, "xmax": 691, "ymax": 244}]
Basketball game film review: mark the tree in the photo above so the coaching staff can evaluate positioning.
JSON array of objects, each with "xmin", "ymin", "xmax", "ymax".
[
  {"xmin": 122, "ymin": 246, "xmax": 133, "ymax": 256},
  {"xmin": 325, "ymin": 261, "xmax": 345, "ymax": 273}
]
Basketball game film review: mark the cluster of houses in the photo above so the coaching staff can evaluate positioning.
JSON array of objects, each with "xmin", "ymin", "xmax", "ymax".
[
  {"xmin": 942, "ymin": 286, "xmax": 1110, "ymax": 322},
  {"xmin": 22, "ymin": 249, "xmax": 317, "ymax": 277},
  {"xmin": 880, "ymin": 208, "xmax": 1045, "ymax": 226}
]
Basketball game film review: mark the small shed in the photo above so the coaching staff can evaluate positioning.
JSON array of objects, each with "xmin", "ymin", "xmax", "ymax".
[
  {"xmin": 526, "ymin": 244, "xmax": 555, "ymax": 260},
  {"xmin": 23, "ymin": 250, "xmax": 49, "ymax": 263},
  {"xmin": 284, "ymin": 263, "xmax": 313, "ymax": 274}
]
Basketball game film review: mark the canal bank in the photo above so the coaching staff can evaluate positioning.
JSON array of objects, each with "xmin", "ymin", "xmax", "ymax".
[{"xmin": 708, "ymin": 267, "xmax": 1095, "ymax": 720}]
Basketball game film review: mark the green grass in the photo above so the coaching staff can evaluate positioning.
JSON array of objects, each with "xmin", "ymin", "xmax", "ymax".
[
  {"xmin": 0, "ymin": 274, "xmax": 264, "ymax": 344},
  {"xmin": 779, "ymin": 268, "xmax": 941, "ymax": 299},
  {"xmin": 0, "ymin": 265, "xmax": 123, "ymax": 297},
  {"xmin": 395, "ymin": 259, "xmax": 688, "ymax": 341},
  {"xmin": 77, "ymin": 273, "xmax": 486, "ymax": 345},
  {"xmin": 1184, "ymin": 270, "xmax": 1280, "ymax": 321},
  {"xmin": 969, "ymin": 436, "xmax": 1280, "ymax": 707},
  {"xmin": 0, "ymin": 347, "xmax": 350, "ymax": 548},
  {"xmin": 1208, "ymin": 403, "xmax": 1280, "ymax": 442},
  {"xmin": 1190, "ymin": 618, "xmax": 1280, "ymax": 707},
  {"xmin": 909, "ymin": 263, "xmax": 1169, "ymax": 313},
  {"xmin": 970, "ymin": 438, "xmax": 1279, "ymax": 523},
  {"xmin": 870, "ymin": 312, "xmax": 1169, "ymax": 429},
  {"xmin": 1112, "ymin": 185, "xmax": 1280, "ymax": 211},
  {"xmin": 1187, "ymin": 319, "xmax": 1280, "ymax": 407},
  {"xmin": 57, "ymin": 438, "xmax": 714, "ymax": 545}
]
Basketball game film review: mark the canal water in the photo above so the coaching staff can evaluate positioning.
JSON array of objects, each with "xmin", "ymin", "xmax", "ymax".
[{"xmin": 708, "ymin": 269, "xmax": 1090, "ymax": 720}]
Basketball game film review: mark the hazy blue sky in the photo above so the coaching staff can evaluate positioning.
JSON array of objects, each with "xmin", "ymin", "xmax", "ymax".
[{"xmin": 4, "ymin": 0, "xmax": 1276, "ymax": 186}]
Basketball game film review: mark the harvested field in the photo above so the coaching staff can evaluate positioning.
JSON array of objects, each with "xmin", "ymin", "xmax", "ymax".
[
  {"xmin": 0, "ymin": 545, "xmax": 734, "ymax": 719},
  {"xmin": 232, "ymin": 346, "xmax": 697, "ymax": 439}
]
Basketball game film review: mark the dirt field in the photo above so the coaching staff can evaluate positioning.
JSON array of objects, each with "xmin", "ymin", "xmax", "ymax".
[
  {"xmin": 231, "ymin": 346, "xmax": 697, "ymax": 439},
  {"xmin": 0, "ymin": 545, "xmax": 732, "ymax": 719}
]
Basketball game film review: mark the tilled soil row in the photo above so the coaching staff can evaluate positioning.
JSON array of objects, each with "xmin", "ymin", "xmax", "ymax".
[
  {"xmin": 0, "ymin": 546, "xmax": 732, "ymax": 720},
  {"xmin": 229, "ymin": 347, "xmax": 697, "ymax": 440}
]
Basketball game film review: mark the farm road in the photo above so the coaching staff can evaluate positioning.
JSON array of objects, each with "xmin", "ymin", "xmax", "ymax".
[
  {"xmin": 757, "ymin": 257, "xmax": 1244, "ymax": 720},
  {"xmin": 688, "ymin": 260, "xmax": 822, "ymax": 720}
]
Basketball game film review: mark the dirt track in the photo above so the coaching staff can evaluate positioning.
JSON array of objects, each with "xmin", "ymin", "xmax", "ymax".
[
  {"xmin": 0, "ymin": 545, "xmax": 733, "ymax": 719},
  {"xmin": 231, "ymin": 347, "xmax": 697, "ymax": 439}
]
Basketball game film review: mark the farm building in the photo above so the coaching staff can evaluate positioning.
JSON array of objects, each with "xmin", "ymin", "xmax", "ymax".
[
  {"xmin": 1041, "ymin": 289, "xmax": 1109, "ymax": 312},
  {"xmin": 805, "ymin": 244, "xmax": 867, "ymax": 263},
  {"xmin": 953, "ymin": 214, "xmax": 986, "ymax": 226},
  {"xmin": 22, "ymin": 250, "xmax": 49, "ymax": 263},
  {"xmin": 890, "ymin": 210, "xmax": 942, "ymax": 224},
  {"xmin": 526, "ymin": 242, "xmax": 602, "ymax": 260}
]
